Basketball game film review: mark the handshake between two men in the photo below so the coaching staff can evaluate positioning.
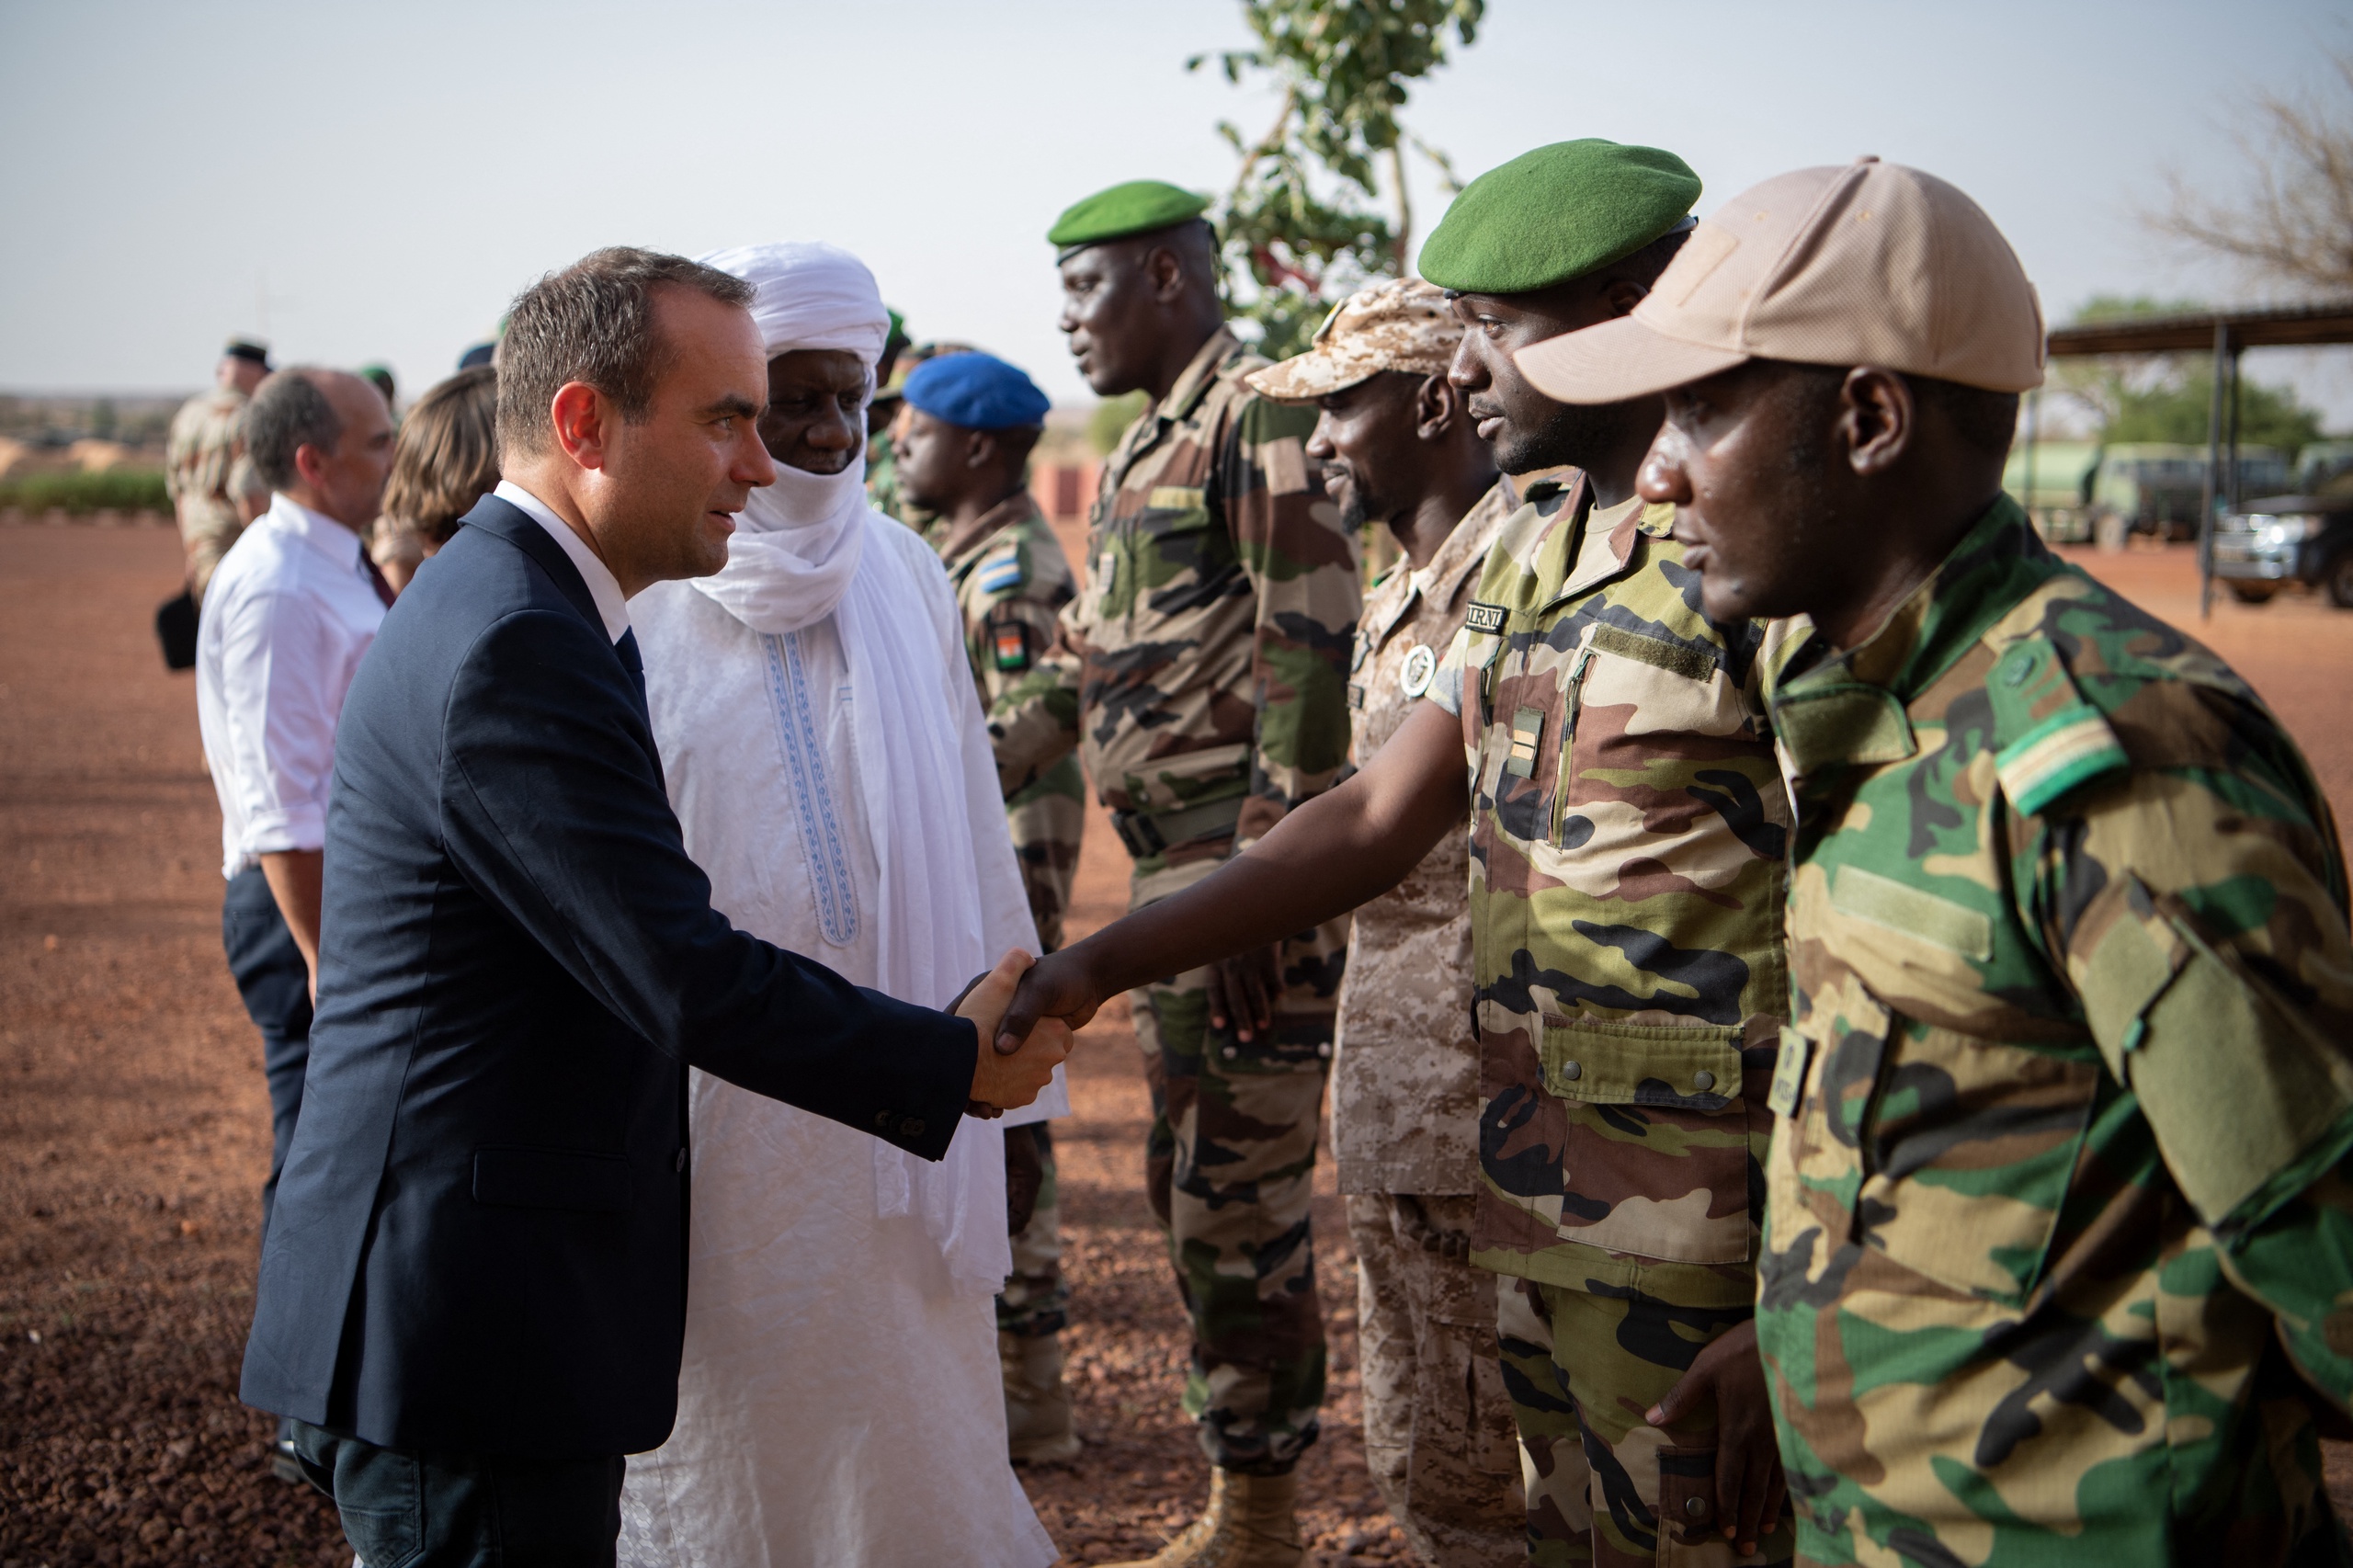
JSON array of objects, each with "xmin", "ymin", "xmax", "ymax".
[{"xmin": 960, "ymin": 948, "xmax": 1077, "ymax": 1115}]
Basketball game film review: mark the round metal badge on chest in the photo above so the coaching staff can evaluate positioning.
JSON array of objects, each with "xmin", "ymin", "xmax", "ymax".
[{"xmin": 1398, "ymin": 643, "xmax": 1437, "ymax": 698}]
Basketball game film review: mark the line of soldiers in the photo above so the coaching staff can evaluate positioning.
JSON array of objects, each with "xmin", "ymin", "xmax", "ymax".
[{"xmin": 966, "ymin": 139, "xmax": 2353, "ymax": 1568}]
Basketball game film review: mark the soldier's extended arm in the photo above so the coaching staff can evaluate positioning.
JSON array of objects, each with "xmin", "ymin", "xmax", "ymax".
[
  {"xmin": 2049, "ymin": 693, "xmax": 2353, "ymax": 1406},
  {"xmin": 986, "ymin": 599, "xmax": 1084, "ymax": 798},
  {"xmin": 1225, "ymin": 396, "xmax": 1358, "ymax": 845},
  {"xmin": 996, "ymin": 699, "xmax": 1465, "ymax": 1047}
]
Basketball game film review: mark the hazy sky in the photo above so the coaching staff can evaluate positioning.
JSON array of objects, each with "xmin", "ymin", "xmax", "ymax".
[{"xmin": 4, "ymin": 0, "xmax": 2348, "ymax": 421}]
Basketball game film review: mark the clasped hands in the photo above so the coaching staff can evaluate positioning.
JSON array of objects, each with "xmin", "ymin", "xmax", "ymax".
[{"xmin": 955, "ymin": 949, "xmax": 1079, "ymax": 1117}]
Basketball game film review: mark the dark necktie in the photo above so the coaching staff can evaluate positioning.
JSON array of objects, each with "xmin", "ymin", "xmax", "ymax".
[
  {"xmin": 616, "ymin": 626, "xmax": 647, "ymax": 714},
  {"xmin": 362, "ymin": 554, "xmax": 396, "ymax": 608}
]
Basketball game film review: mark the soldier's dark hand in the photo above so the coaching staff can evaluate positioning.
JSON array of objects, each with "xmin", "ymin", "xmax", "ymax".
[
  {"xmin": 1205, "ymin": 944, "xmax": 1283, "ymax": 1041},
  {"xmin": 995, "ymin": 946, "xmax": 1104, "ymax": 1055},
  {"xmin": 1644, "ymin": 1317, "xmax": 1785, "ymax": 1556}
]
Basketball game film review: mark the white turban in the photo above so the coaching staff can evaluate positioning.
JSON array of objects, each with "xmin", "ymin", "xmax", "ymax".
[
  {"xmin": 687, "ymin": 241, "xmax": 889, "ymax": 635},
  {"xmin": 698, "ymin": 241, "xmax": 891, "ymax": 365}
]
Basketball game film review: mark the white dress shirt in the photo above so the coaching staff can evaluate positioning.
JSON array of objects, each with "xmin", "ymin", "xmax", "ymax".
[
  {"xmin": 195, "ymin": 493, "xmax": 388, "ymax": 880},
  {"xmin": 494, "ymin": 479, "xmax": 630, "ymax": 642}
]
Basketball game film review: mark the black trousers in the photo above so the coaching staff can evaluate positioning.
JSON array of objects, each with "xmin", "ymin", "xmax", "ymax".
[
  {"xmin": 291, "ymin": 1422, "xmax": 624, "ymax": 1567},
  {"xmin": 221, "ymin": 864, "xmax": 313, "ymax": 1232}
]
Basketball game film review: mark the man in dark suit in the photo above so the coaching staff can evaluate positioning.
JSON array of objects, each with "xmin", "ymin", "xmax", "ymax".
[{"xmin": 240, "ymin": 246, "xmax": 1071, "ymax": 1566}]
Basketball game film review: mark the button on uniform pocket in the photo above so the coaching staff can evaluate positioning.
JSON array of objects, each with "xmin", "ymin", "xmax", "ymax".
[{"xmin": 1536, "ymin": 1016, "xmax": 1753, "ymax": 1266}]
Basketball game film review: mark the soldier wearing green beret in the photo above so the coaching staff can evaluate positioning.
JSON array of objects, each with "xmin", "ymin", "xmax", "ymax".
[
  {"xmin": 995, "ymin": 141, "xmax": 1800, "ymax": 1566},
  {"xmin": 988, "ymin": 178, "xmax": 1362, "ymax": 1566},
  {"xmin": 1525, "ymin": 155, "xmax": 2353, "ymax": 1568}
]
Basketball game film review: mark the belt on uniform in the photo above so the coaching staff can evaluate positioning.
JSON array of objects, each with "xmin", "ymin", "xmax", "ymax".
[{"xmin": 1108, "ymin": 795, "xmax": 1246, "ymax": 860}]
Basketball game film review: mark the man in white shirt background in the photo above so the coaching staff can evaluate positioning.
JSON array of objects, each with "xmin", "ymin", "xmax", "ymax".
[{"xmin": 193, "ymin": 364, "xmax": 392, "ymax": 1268}]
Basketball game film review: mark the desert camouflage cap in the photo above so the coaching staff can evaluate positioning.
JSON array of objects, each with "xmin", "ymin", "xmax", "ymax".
[
  {"xmin": 1245, "ymin": 279, "xmax": 1462, "ymax": 402},
  {"xmin": 1517, "ymin": 157, "xmax": 2047, "ymax": 403}
]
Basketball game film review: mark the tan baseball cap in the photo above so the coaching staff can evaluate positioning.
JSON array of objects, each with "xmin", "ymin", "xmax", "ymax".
[
  {"xmin": 1245, "ymin": 279, "xmax": 1462, "ymax": 402},
  {"xmin": 1515, "ymin": 157, "xmax": 2045, "ymax": 404}
]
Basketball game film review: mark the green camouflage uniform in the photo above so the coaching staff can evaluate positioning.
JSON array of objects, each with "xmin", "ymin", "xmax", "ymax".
[
  {"xmin": 1758, "ymin": 497, "xmax": 2353, "ymax": 1566},
  {"xmin": 1428, "ymin": 480, "xmax": 1795, "ymax": 1565},
  {"xmin": 992, "ymin": 324, "xmax": 1360, "ymax": 1473},
  {"xmin": 935, "ymin": 490, "xmax": 1086, "ymax": 1341},
  {"xmin": 165, "ymin": 385, "xmax": 248, "ymax": 604},
  {"xmin": 940, "ymin": 490, "xmax": 1086, "ymax": 956}
]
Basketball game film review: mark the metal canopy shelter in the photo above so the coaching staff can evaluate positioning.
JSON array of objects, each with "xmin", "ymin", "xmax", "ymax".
[{"xmin": 2036, "ymin": 300, "xmax": 2353, "ymax": 618}]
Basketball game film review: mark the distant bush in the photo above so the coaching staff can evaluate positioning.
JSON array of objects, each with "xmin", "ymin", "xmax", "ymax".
[{"xmin": 0, "ymin": 469, "xmax": 171, "ymax": 515}]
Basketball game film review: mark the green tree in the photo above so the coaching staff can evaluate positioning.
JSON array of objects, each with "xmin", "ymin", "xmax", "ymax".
[
  {"xmin": 1191, "ymin": 0, "xmax": 1483, "ymax": 358},
  {"xmin": 2055, "ymin": 295, "xmax": 2327, "ymax": 453}
]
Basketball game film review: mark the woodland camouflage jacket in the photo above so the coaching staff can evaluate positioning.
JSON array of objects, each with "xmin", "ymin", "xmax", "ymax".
[
  {"xmin": 1758, "ymin": 498, "xmax": 2353, "ymax": 1564},
  {"xmin": 988, "ymin": 327, "xmax": 1358, "ymax": 868},
  {"xmin": 1429, "ymin": 480, "xmax": 1791, "ymax": 1307}
]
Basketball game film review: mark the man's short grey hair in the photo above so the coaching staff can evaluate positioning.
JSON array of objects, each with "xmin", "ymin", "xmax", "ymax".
[
  {"xmin": 496, "ymin": 246, "xmax": 757, "ymax": 458},
  {"xmin": 245, "ymin": 369, "xmax": 345, "ymax": 492}
]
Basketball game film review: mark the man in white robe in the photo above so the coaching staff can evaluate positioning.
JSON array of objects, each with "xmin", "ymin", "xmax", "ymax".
[{"xmin": 617, "ymin": 242, "xmax": 1062, "ymax": 1568}]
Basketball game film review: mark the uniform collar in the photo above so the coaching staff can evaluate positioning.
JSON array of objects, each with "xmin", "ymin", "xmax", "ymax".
[
  {"xmin": 265, "ymin": 492, "xmax": 366, "ymax": 571},
  {"xmin": 1366, "ymin": 480, "xmax": 1512, "ymax": 650},
  {"xmin": 1771, "ymin": 496, "xmax": 2054, "ymax": 778},
  {"xmin": 940, "ymin": 491, "xmax": 1045, "ymax": 582},
  {"xmin": 1156, "ymin": 324, "xmax": 1245, "ymax": 426},
  {"xmin": 1533, "ymin": 477, "xmax": 1671, "ymax": 614}
]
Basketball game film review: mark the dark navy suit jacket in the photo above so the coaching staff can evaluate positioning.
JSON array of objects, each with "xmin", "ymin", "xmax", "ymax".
[{"xmin": 239, "ymin": 495, "xmax": 975, "ymax": 1457}]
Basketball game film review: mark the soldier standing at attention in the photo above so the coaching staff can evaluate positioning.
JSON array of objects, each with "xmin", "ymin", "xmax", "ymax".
[
  {"xmin": 892, "ymin": 348, "xmax": 1088, "ymax": 1465},
  {"xmin": 167, "ymin": 336, "xmax": 269, "ymax": 604},
  {"xmin": 995, "ymin": 142, "xmax": 1800, "ymax": 1566},
  {"xmin": 989, "ymin": 179, "xmax": 1360, "ymax": 1566},
  {"xmin": 1244, "ymin": 279, "xmax": 1521, "ymax": 1567},
  {"xmin": 1523, "ymin": 154, "xmax": 2353, "ymax": 1566}
]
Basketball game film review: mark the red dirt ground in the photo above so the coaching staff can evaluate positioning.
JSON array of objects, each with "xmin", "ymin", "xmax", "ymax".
[{"xmin": 2, "ymin": 522, "xmax": 2347, "ymax": 1566}]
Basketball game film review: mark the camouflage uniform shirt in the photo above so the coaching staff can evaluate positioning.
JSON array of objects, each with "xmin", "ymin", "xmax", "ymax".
[
  {"xmin": 991, "ymin": 325, "xmax": 1358, "ymax": 882},
  {"xmin": 1427, "ymin": 481, "xmax": 1791, "ymax": 1297},
  {"xmin": 166, "ymin": 385, "xmax": 248, "ymax": 599},
  {"xmin": 938, "ymin": 490, "xmax": 1086, "ymax": 953},
  {"xmin": 1330, "ymin": 481, "xmax": 1513, "ymax": 1196},
  {"xmin": 1759, "ymin": 497, "xmax": 2353, "ymax": 1564}
]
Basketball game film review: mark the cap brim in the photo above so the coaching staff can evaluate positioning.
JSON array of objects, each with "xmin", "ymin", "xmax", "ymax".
[
  {"xmin": 1515, "ymin": 317, "xmax": 1748, "ymax": 405},
  {"xmin": 1243, "ymin": 355, "xmax": 1373, "ymax": 403}
]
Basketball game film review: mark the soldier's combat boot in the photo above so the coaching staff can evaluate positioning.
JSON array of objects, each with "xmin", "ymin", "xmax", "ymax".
[
  {"xmin": 1000, "ymin": 1329, "xmax": 1082, "ymax": 1464},
  {"xmin": 1106, "ymin": 1467, "xmax": 1304, "ymax": 1568}
]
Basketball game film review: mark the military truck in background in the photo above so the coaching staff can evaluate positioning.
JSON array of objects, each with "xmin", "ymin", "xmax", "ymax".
[{"xmin": 2006, "ymin": 442, "xmax": 2295, "ymax": 549}]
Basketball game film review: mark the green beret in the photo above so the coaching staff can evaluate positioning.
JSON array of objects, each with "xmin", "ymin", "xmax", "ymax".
[
  {"xmin": 1049, "ymin": 179, "xmax": 1211, "ymax": 256},
  {"xmin": 1417, "ymin": 139, "xmax": 1700, "ymax": 295}
]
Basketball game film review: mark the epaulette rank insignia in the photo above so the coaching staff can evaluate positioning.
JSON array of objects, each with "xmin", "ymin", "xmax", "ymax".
[
  {"xmin": 1987, "ymin": 638, "xmax": 2129, "ymax": 816},
  {"xmin": 976, "ymin": 551, "xmax": 1025, "ymax": 595}
]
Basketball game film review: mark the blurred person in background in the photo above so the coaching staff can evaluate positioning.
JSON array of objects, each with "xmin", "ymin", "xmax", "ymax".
[
  {"xmin": 614, "ymin": 242, "xmax": 1059, "ymax": 1568},
  {"xmin": 869, "ymin": 337, "xmax": 975, "ymax": 530},
  {"xmin": 166, "ymin": 336, "xmax": 269, "ymax": 605},
  {"xmin": 192, "ymin": 365, "xmax": 393, "ymax": 1481},
  {"xmin": 370, "ymin": 364, "xmax": 499, "ymax": 592},
  {"xmin": 893, "ymin": 348, "xmax": 1088, "ymax": 1466},
  {"xmin": 359, "ymin": 362, "xmax": 397, "ymax": 411}
]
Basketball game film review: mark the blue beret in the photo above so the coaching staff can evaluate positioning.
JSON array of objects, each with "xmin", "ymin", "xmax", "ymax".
[{"xmin": 902, "ymin": 351, "xmax": 1051, "ymax": 432}]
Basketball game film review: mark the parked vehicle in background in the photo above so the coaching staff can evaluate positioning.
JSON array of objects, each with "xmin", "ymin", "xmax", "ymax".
[
  {"xmin": 2082, "ymin": 443, "xmax": 2292, "ymax": 547},
  {"xmin": 2002, "ymin": 440, "xmax": 2098, "ymax": 542},
  {"xmin": 2211, "ymin": 494, "xmax": 2353, "ymax": 607}
]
